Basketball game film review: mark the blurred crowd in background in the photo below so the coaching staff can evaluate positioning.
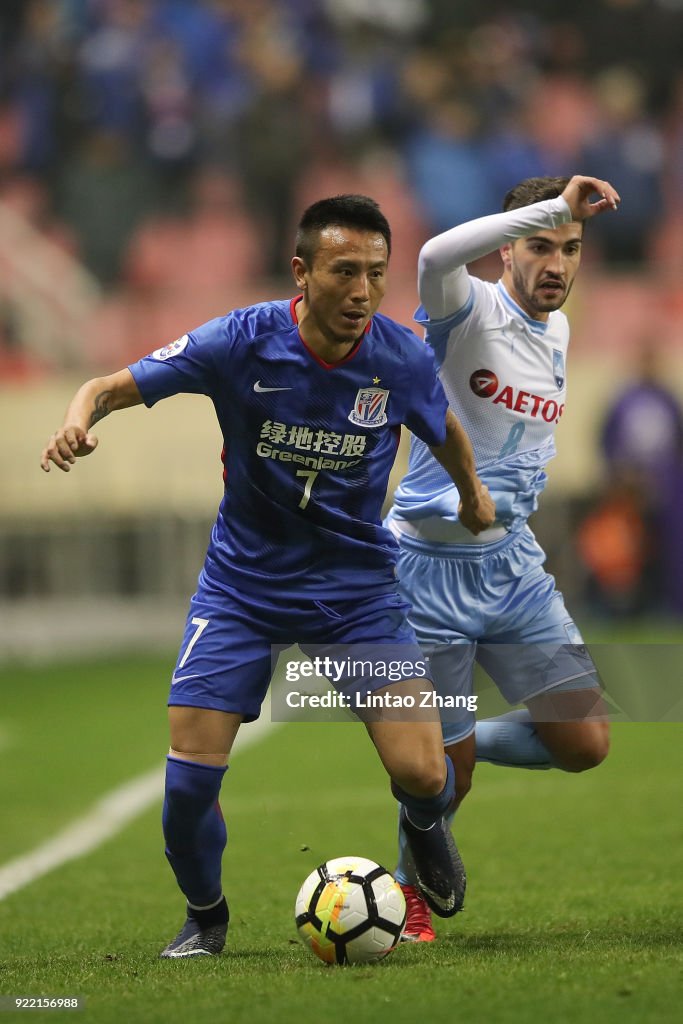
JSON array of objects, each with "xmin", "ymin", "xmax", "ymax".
[
  {"xmin": 2, "ymin": 0, "xmax": 683, "ymax": 623},
  {"xmin": 1, "ymin": 0, "xmax": 683, "ymax": 283},
  {"xmin": 578, "ymin": 347, "xmax": 683, "ymax": 620}
]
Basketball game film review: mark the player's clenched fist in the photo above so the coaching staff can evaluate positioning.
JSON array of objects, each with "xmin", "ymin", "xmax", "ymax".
[
  {"xmin": 40, "ymin": 426, "xmax": 98, "ymax": 472},
  {"xmin": 458, "ymin": 484, "xmax": 496, "ymax": 536}
]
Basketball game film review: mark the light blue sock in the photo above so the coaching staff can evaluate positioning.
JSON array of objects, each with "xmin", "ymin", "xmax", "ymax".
[
  {"xmin": 395, "ymin": 805, "xmax": 457, "ymax": 887},
  {"xmin": 394, "ymin": 709, "xmax": 556, "ymax": 885},
  {"xmin": 475, "ymin": 710, "xmax": 555, "ymax": 769}
]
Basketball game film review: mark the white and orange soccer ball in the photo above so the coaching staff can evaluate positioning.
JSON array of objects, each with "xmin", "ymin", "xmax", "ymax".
[{"xmin": 295, "ymin": 856, "xmax": 406, "ymax": 965}]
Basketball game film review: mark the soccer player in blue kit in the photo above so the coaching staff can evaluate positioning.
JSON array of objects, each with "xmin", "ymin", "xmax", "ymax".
[
  {"xmin": 385, "ymin": 175, "xmax": 621, "ymax": 941},
  {"xmin": 40, "ymin": 195, "xmax": 496, "ymax": 957}
]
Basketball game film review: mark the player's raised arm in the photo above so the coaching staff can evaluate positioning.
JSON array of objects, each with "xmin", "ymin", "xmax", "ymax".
[
  {"xmin": 40, "ymin": 367, "xmax": 143, "ymax": 472},
  {"xmin": 418, "ymin": 173, "xmax": 620, "ymax": 322},
  {"xmin": 559, "ymin": 174, "xmax": 620, "ymax": 220},
  {"xmin": 429, "ymin": 409, "xmax": 496, "ymax": 535}
]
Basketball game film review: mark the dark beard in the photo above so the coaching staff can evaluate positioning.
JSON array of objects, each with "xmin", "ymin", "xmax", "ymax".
[{"xmin": 511, "ymin": 267, "xmax": 571, "ymax": 315}]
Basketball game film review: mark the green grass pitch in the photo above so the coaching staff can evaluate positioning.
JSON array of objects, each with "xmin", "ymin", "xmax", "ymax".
[{"xmin": 0, "ymin": 654, "xmax": 681, "ymax": 1023}]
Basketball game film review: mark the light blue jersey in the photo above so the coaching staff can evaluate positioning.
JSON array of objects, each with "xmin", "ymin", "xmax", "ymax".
[
  {"xmin": 392, "ymin": 278, "xmax": 567, "ymax": 534},
  {"xmin": 386, "ymin": 198, "xmax": 598, "ymax": 743}
]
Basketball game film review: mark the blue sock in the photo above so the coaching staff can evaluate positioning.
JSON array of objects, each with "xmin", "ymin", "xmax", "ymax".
[
  {"xmin": 395, "ymin": 792, "xmax": 458, "ymax": 887},
  {"xmin": 162, "ymin": 756, "xmax": 227, "ymax": 909},
  {"xmin": 475, "ymin": 710, "xmax": 555, "ymax": 769},
  {"xmin": 391, "ymin": 754, "xmax": 455, "ymax": 829}
]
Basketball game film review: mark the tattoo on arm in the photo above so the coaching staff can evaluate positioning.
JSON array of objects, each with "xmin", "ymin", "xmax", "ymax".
[{"xmin": 89, "ymin": 390, "xmax": 113, "ymax": 427}]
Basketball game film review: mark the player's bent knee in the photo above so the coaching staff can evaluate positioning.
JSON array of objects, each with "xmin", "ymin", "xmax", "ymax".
[
  {"xmin": 555, "ymin": 728, "xmax": 610, "ymax": 773},
  {"xmin": 393, "ymin": 755, "xmax": 446, "ymax": 798},
  {"xmin": 421, "ymin": 761, "xmax": 449, "ymax": 797},
  {"xmin": 557, "ymin": 750, "xmax": 605, "ymax": 773},
  {"xmin": 168, "ymin": 706, "xmax": 241, "ymax": 765}
]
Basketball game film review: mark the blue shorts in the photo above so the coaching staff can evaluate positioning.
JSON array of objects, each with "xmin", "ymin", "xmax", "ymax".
[
  {"xmin": 169, "ymin": 576, "xmax": 427, "ymax": 721},
  {"xmin": 392, "ymin": 525, "xmax": 599, "ymax": 744}
]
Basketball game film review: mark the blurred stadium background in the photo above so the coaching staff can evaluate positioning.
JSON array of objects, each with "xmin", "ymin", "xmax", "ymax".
[
  {"xmin": 2, "ymin": 0, "xmax": 683, "ymax": 651},
  {"xmin": 1, "ymin": 6, "xmax": 682, "ymax": 1019}
]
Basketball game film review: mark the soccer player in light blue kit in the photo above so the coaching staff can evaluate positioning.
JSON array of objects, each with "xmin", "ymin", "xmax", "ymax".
[
  {"xmin": 40, "ymin": 195, "xmax": 496, "ymax": 957},
  {"xmin": 386, "ymin": 175, "xmax": 621, "ymax": 941}
]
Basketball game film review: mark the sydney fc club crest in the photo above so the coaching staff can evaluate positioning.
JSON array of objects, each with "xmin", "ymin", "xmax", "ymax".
[
  {"xmin": 348, "ymin": 386, "xmax": 389, "ymax": 428},
  {"xmin": 553, "ymin": 349, "xmax": 565, "ymax": 390}
]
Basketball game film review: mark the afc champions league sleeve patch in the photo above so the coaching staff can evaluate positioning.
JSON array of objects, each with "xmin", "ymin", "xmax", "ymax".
[
  {"xmin": 348, "ymin": 386, "xmax": 390, "ymax": 428},
  {"xmin": 152, "ymin": 334, "xmax": 189, "ymax": 361}
]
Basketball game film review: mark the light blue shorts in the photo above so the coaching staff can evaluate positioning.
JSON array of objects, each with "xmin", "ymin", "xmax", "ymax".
[{"xmin": 392, "ymin": 525, "xmax": 599, "ymax": 744}]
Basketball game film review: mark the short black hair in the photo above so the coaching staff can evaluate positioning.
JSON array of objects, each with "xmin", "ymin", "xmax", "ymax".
[
  {"xmin": 503, "ymin": 176, "xmax": 571, "ymax": 212},
  {"xmin": 295, "ymin": 194, "xmax": 392, "ymax": 266}
]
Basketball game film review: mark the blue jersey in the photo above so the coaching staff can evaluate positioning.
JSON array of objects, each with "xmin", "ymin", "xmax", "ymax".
[{"xmin": 129, "ymin": 297, "xmax": 448, "ymax": 598}]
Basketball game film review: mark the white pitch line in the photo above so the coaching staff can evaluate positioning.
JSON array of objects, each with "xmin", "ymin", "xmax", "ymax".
[{"xmin": 0, "ymin": 712, "xmax": 277, "ymax": 902}]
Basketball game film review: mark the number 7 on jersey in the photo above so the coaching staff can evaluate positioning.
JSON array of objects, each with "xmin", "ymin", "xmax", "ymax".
[{"xmin": 296, "ymin": 469, "xmax": 319, "ymax": 509}]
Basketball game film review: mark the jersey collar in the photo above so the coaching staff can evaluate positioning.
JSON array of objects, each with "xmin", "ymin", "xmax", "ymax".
[
  {"xmin": 290, "ymin": 295, "xmax": 369, "ymax": 369},
  {"xmin": 497, "ymin": 281, "xmax": 548, "ymax": 336}
]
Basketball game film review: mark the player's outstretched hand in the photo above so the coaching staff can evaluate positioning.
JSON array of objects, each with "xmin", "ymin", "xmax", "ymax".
[
  {"xmin": 458, "ymin": 484, "xmax": 496, "ymax": 536},
  {"xmin": 561, "ymin": 175, "xmax": 620, "ymax": 221},
  {"xmin": 40, "ymin": 426, "xmax": 98, "ymax": 473}
]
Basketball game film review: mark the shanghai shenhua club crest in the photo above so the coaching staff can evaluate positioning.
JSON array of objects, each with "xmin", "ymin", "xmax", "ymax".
[{"xmin": 348, "ymin": 387, "xmax": 390, "ymax": 428}]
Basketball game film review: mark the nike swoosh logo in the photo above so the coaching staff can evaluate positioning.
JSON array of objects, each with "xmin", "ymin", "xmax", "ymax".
[
  {"xmin": 253, "ymin": 381, "xmax": 293, "ymax": 393},
  {"xmin": 171, "ymin": 672, "xmax": 201, "ymax": 685}
]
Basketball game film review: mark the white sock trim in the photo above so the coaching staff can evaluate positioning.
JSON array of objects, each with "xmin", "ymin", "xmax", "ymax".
[
  {"xmin": 187, "ymin": 894, "xmax": 224, "ymax": 912},
  {"xmin": 405, "ymin": 812, "xmax": 437, "ymax": 832}
]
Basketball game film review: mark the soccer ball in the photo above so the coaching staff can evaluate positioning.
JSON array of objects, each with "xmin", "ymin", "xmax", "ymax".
[{"xmin": 295, "ymin": 856, "xmax": 406, "ymax": 965}]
